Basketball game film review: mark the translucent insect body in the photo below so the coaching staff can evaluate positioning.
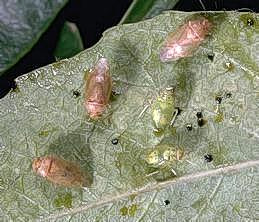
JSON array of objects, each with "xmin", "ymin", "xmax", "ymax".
[
  {"xmin": 32, "ymin": 156, "xmax": 89, "ymax": 187},
  {"xmin": 160, "ymin": 17, "xmax": 212, "ymax": 62},
  {"xmin": 84, "ymin": 58, "xmax": 112, "ymax": 119}
]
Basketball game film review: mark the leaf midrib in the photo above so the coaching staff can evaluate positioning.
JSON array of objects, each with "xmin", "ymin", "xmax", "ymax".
[{"xmin": 42, "ymin": 159, "xmax": 259, "ymax": 221}]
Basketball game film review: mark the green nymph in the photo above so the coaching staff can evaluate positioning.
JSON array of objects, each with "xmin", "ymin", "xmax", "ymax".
[{"xmin": 151, "ymin": 88, "xmax": 175, "ymax": 133}]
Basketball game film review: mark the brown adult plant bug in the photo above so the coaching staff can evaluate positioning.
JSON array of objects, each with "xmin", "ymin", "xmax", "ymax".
[
  {"xmin": 32, "ymin": 156, "xmax": 90, "ymax": 187},
  {"xmin": 160, "ymin": 17, "xmax": 212, "ymax": 62},
  {"xmin": 84, "ymin": 58, "xmax": 112, "ymax": 119}
]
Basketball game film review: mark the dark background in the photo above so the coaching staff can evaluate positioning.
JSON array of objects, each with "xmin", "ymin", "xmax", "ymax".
[{"xmin": 1, "ymin": 0, "xmax": 259, "ymax": 98}]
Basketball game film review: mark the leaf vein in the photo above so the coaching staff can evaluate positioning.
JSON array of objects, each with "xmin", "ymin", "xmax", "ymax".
[{"xmin": 41, "ymin": 159, "xmax": 259, "ymax": 221}]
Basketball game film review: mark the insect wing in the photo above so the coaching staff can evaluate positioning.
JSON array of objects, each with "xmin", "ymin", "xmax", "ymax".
[
  {"xmin": 49, "ymin": 158, "xmax": 86, "ymax": 187},
  {"xmin": 160, "ymin": 18, "xmax": 212, "ymax": 62},
  {"xmin": 86, "ymin": 80, "xmax": 107, "ymax": 104},
  {"xmin": 85, "ymin": 58, "xmax": 112, "ymax": 118}
]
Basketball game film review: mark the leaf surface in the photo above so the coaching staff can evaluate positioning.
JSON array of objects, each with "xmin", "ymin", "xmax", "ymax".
[
  {"xmin": 54, "ymin": 21, "xmax": 84, "ymax": 60},
  {"xmin": 0, "ymin": 0, "xmax": 68, "ymax": 75},
  {"xmin": 0, "ymin": 11, "xmax": 258, "ymax": 221},
  {"xmin": 119, "ymin": 0, "xmax": 180, "ymax": 24}
]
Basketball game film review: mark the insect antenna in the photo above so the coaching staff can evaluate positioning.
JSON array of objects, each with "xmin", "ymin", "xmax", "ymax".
[{"xmin": 170, "ymin": 108, "xmax": 179, "ymax": 126}]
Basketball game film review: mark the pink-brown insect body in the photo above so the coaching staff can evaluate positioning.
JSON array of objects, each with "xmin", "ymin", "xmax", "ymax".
[
  {"xmin": 85, "ymin": 58, "xmax": 112, "ymax": 119},
  {"xmin": 32, "ymin": 156, "xmax": 89, "ymax": 187},
  {"xmin": 160, "ymin": 18, "xmax": 212, "ymax": 62}
]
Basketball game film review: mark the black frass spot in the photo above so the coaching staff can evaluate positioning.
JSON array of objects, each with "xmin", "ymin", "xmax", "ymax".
[
  {"xmin": 186, "ymin": 124, "xmax": 193, "ymax": 131},
  {"xmin": 111, "ymin": 138, "xmax": 119, "ymax": 145},
  {"xmin": 204, "ymin": 154, "xmax": 213, "ymax": 162},
  {"xmin": 72, "ymin": 90, "xmax": 81, "ymax": 98}
]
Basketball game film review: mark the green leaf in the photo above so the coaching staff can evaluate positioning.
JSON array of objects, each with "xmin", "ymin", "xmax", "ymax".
[
  {"xmin": 0, "ymin": 11, "xmax": 258, "ymax": 221},
  {"xmin": 119, "ymin": 0, "xmax": 180, "ymax": 24},
  {"xmin": 54, "ymin": 21, "xmax": 84, "ymax": 60},
  {"xmin": 0, "ymin": 0, "xmax": 68, "ymax": 75}
]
